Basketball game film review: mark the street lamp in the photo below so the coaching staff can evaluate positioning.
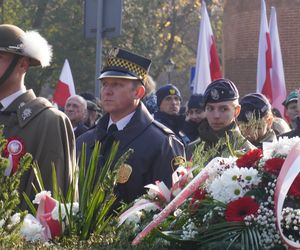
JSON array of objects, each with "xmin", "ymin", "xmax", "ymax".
[{"xmin": 165, "ymin": 58, "xmax": 175, "ymax": 84}]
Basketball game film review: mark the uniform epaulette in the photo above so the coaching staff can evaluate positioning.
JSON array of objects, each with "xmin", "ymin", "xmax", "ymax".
[
  {"xmin": 17, "ymin": 97, "xmax": 52, "ymax": 128},
  {"xmin": 152, "ymin": 120, "xmax": 174, "ymax": 135}
]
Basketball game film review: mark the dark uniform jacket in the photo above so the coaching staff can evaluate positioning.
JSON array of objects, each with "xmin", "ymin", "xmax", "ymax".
[
  {"xmin": 0, "ymin": 90, "xmax": 75, "ymax": 208},
  {"xmin": 280, "ymin": 116, "xmax": 300, "ymax": 138},
  {"xmin": 74, "ymin": 122, "xmax": 89, "ymax": 138},
  {"xmin": 154, "ymin": 111, "xmax": 190, "ymax": 146},
  {"xmin": 76, "ymin": 103, "xmax": 185, "ymax": 204},
  {"xmin": 183, "ymin": 120, "xmax": 200, "ymax": 141},
  {"xmin": 186, "ymin": 119, "xmax": 256, "ymax": 160}
]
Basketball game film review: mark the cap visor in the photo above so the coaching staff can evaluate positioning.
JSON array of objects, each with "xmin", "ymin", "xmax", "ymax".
[{"xmin": 98, "ymin": 70, "xmax": 138, "ymax": 80}]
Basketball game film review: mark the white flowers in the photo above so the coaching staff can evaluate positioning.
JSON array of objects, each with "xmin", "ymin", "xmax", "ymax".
[
  {"xmin": 207, "ymin": 166, "xmax": 261, "ymax": 203},
  {"xmin": 263, "ymin": 137, "xmax": 300, "ymax": 158},
  {"xmin": 32, "ymin": 191, "xmax": 52, "ymax": 204},
  {"xmin": 20, "ymin": 214, "xmax": 45, "ymax": 242},
  {"xmin": 51, "ymin": 202, "xmax": 80, "ymax": 221}
]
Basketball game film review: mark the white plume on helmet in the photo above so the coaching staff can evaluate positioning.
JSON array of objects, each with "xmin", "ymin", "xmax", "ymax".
[{"xmin": 21, "ymin": 30, "xmax": 53, "ymax": 67}]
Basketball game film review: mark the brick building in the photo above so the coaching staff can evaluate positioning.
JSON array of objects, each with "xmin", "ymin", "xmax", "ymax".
[{"xmin": 223, "ymin": 0, "xmax": 300, "ymax": 98}]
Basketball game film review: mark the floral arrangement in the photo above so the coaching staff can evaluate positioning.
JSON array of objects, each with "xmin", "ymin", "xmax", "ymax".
[
  {"xmin": 118, "ymin": 137, "xmax": 300, "ymax": 249},
  {"xmin": 20, "ymin": 141, "xmax": 133, "ymax": 247},
  {"xmin": 0, "ymin": 125, "xmax": 33, "ymax": 247}
]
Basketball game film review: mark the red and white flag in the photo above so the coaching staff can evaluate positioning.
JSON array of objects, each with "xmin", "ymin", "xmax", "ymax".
[
  {"xmin": 192, "ymin": 1, "xmax": 222, "ymax": 94},
  {"xmin": 52, "ymin": 59, "xmax": 75, "ymax": 108},
  {"xmin": 256, "ymin": 0, "xmax": 272, "ymax": 102},
  {"xmin": 269, "ymin": 7, "xmax": 286, "ymax": 117}
]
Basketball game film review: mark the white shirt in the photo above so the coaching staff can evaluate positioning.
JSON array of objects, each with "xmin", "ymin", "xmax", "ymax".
[
  {"xmin": 0, "ymin": 87, "xmax": 26, "ymax": 110},
  {"xmin": 107, "ymin": 111, "xmax": 135, "ymax": 131}
]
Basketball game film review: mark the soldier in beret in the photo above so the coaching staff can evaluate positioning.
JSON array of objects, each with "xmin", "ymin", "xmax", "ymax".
[
  {"xmin": 0, "ymin": 24, "xmax": 75, "ymax": 208},
  {"xmin": 77, "ymin": 48, "xmax": 185, "ymax": 206},
  {"xmin": 186, "ymin": 78, "xmax": 255, "ymax": 159},
  {"xmin": 282, "ymin": 90, "xmax": 299, "ymax": 129},
  {"xmin": 154, "ymin": 84, "xmax": 190, "ymax": 145},
  {"xmin": 237, "ymin": 93, "xmax": 277, "ymax": 148}
]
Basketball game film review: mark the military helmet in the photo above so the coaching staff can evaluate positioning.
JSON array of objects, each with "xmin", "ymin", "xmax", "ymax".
[{"xmin": 0, "ymin": 24, "xmax": 52, "ymax": 67}]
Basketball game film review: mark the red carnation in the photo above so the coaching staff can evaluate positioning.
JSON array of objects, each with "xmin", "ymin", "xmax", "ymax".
[
  {"xmin": 236, "ymin": 149, "xmax": 263, "ymax": 168},
  {"xmin": 225, "ymin": 197, "xmax": 259, "ymax": 222},
  {"xmin": 264, "ymin": 158, "xmax": 285, "ymax": 176},
  {"xmin": 288, "ymin": 175, "xmax": 300, "ymax": 198}
]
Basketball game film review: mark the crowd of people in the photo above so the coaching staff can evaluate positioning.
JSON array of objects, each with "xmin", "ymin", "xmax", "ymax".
[{"xmin": 1, "ymin": 24, "xmax": 299, "ymax": 212}]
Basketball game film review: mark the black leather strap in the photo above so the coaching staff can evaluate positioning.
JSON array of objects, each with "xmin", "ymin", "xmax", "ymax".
[{"xmin": 0, "ymin": 55, "xmax": 21, "ymax": 87}]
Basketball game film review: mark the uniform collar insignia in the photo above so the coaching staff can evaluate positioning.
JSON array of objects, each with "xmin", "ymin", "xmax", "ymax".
[{"xmin": 21, "ymin": 108, "xmax": 32, "ymax": 120}]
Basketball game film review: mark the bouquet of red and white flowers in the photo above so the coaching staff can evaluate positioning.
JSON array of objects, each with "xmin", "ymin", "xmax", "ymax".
[{"xmin": 119, "ymin": 137, "xmax": 300, "ymax": 249}]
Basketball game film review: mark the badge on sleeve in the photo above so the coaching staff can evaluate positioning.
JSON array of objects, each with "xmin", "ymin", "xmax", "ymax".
[{"xmin": 117, "ymin": 163, "xmax": 132, "ymax": 184}]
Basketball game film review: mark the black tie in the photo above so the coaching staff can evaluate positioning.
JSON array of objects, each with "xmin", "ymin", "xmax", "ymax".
[
  {"xmin": 107, "ymin": 124, "xmax": 118, "ymax": 135},
  {"xmin": 102, "ymin": 124, "xmax": 118, "ymax": 157},
  {"xmin": 0, "ymin": 103, "xmax": 3, "ymax": 111}
]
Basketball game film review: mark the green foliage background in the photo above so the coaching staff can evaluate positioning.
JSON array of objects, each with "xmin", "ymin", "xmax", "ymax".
[{"xmin": 0, "ymin": 0, "xmax": 224, "ymax": 101}]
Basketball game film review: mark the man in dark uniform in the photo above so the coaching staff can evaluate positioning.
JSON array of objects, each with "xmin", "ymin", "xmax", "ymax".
[
  {"xmin": 186, "ymin": 78, "xmax": 255, "ymax": 159},
  {"xmin": 154, "ymin": 84, "xmax": 190, "ymax": 146},
  {"xmin": 237, "ymin": 93, "xmax": 277, "ymax": 148},
  {"xmin": 0, "ymin": 24, "xmax": 75, "ymax": 208},
  {"xmin": 77, "ymin": 48, "xmax": 185, "ymax": 204}
]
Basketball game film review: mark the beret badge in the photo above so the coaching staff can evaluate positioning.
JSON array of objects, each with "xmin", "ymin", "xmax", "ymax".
[{"xmin": 210, "ymin": 88, "xmax": 219, "ymax": 100}]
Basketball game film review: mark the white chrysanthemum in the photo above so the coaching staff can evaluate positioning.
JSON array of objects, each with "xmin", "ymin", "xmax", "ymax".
[
  {"xmin": 32, "ymin": 191, "xmax": 51, "ymax": 204},
  {"xmin": 263, "ymin": 137, "xmax": 300, "ymax": 159},
  {"xmin": 207, "ymin": 166, "xmax": 260, "ymax": 203},
  {"xmin": 239, "ymin": 167, "xmax": 261, "ymax": 187},
  {"xmin": 20, "ymin": 214, "xmax": 45, "ymax": 242},
  {"xmin": 206, "ymin": 157, "xmax": 236, "ymax": 183}
]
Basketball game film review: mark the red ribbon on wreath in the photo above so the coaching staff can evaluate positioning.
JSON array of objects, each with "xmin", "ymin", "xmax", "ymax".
[{"xmin": 3, "ymin": 137, "xmax": 25, "ymax": 175}]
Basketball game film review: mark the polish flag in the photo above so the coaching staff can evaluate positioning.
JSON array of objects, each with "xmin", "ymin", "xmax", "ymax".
[
  {"xmin": 52, "ymin": 59, "xmax": 75, "ymax": 108},
  {"xmin": 256, "ymin": 0, "xmax": 272, "ymax": 102},
  {"xmin": 192, "ymin": 1, "xmax": 222, "ymax": 94},
  {"xmin": 269, "ymin": 7, "xmax": 287, "ymax": 118}
]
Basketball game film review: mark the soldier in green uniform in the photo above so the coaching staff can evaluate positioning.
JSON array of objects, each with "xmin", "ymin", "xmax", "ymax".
[
  {"xmin": 186, "ymin": 79, "xmax": 255, "ymax": 159},
  {"xmin": 0, "ymin": 24, "xmax": 75, "ymax": 208}
]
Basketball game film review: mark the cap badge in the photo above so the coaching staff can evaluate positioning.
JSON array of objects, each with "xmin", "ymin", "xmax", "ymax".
[
  {"xmin": 169, "ymin": 89, "xmax": 176, "ymax": 95},
  {"xmin": 107, "ymin": 48, "xmax": 119, "ymax": 57},
  {"xmin": 117, "ymin": 163, "xmax": 132, "ymax": 184},
  {"xmin": 245, "ymin": 111, "xmax": 254, "ymax": 121},
  {"xmin": 210, "ymin": 88, "xmax": 219, "ymax": 100},
  {"xmin": 21, "ymin": 108, "xmax": 32, "ymax": 120}
]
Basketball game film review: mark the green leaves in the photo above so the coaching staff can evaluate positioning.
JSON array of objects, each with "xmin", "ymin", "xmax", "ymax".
[
  {"xmin": 24, "ymin": 139, "xmax": 133, "ymax": 242},
  {"xmin": 160, "ymin": 221, "xmax": 261, "ymax": 250}
]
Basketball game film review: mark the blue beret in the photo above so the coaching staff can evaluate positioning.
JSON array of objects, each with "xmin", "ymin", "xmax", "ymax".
[
  {"xmin": 156, "ymin": 84, "xmax": 181, "ymax": 107},
  {"xmin": 188, "ymin": 94, "xmax": 205, "ymax": 110},
  {"xmin": 204, "ymin": 79, "xmax": 239, "ymax": 104},
  {"xmin": 282, "ymin": 90, "xmax": 299, "ymax": 107},
  {"xmin": 237, "ymin": 93, "xmax": 271, "ymax": 122}
]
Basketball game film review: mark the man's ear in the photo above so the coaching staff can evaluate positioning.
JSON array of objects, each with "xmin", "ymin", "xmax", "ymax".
[
  {"xmin": 18, "ymin": 56, "xmax": 30, "ymax": 71},
  {"xmin": 234, "ymin": 104, "xmax": 241, "ymax": 117},
  {"xmin": 135, "ymin": 85, "xmax": 145, "ymax": 99}
]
